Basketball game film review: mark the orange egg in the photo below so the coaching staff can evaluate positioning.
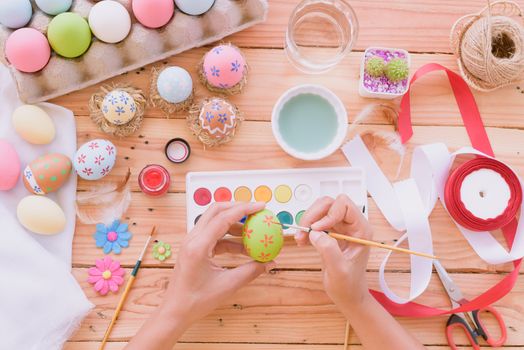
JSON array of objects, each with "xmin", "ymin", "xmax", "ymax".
[
  {"xmin": 23, "ymin": 153, "xmax": 72, "ymax": 195},
  {"xmin": 198, "ymin": 98, "xmax": 238, "ymax": 139}
]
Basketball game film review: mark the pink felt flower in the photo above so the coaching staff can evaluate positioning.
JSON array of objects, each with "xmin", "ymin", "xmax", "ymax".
[{"xmin": 87, "ymin": 256, "xmax": 125, "ymax": 296}]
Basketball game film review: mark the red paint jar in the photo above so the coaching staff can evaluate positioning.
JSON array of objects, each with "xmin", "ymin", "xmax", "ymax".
[{"xmin": 138, "ymin": 165, "xmax": 170, "ymax": 196}]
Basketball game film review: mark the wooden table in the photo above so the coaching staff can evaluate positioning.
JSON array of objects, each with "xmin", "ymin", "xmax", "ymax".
[{"xmin": 61, "ymin": 1, "xmax": 524, "ymax": 349}]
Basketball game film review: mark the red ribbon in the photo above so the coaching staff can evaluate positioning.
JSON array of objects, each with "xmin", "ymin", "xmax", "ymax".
[
  {"xmin": 371, "ymin": 63, "xmax": 522, "ymax": 317},
  {"xmin": 445, "ymin": 157, "xmax": 522, "ymax": 232}
]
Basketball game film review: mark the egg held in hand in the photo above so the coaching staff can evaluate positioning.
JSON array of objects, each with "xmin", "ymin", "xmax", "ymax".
[{"xmin": 242, "ymin": 209, "xmax": 284, "ymax": 263}]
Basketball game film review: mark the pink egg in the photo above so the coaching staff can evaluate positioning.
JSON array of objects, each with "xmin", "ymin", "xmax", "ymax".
[
  {"xmin": 5, "ymin": 28, "xmax": 51, "ymax": 73},
  {"xmin": 203, "ymin": 45, "xmax": 246, "ymax": 89},
  {"xmin": 132, "ymin": 0, "xmax": 174, "ymax": 29},
  {"xmin": 0, "ymin": 140, "xmax": 21, "ymax": 191}
]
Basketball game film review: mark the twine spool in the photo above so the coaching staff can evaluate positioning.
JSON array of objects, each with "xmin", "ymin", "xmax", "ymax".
[{"xmin": 451, "ymin": 1, "xmax": 524, "ymax": 91}]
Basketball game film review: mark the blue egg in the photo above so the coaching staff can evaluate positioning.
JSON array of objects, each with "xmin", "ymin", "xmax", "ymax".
[
  {"xmin": 35, "ymin": 0, "xmax": 72, "ymax": 16},
  {"xmin": 0, "ymin": 0, "xmax": 32, "ymax": 29},
  {"xmin": 175, "ymin": 0, "xmax": 215, "ymax": 16},
  {"xmin": 157, "ymin": 66, "xmax": 193, "ymax": 104}
]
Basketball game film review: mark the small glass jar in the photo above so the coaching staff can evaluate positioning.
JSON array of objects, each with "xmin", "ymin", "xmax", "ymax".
[
  {"xmin": 138, "ymin": 165, "xmax": 170, "ymax": 197},
  {"xmin": 285, "ymin": 0, "xmax": 359, "ymax": 74}
]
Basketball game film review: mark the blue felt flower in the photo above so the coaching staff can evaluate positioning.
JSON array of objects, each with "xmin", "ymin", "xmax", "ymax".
[{"xmin": 94, "ymin": 220, "xmax": 132, "ymax": 255}]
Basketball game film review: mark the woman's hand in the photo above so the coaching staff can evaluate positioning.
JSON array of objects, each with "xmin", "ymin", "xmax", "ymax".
[
  {"xmin": 295, "ymin": 195, "xmax": 373, "ymax": 311},
  {"xmin": 126, "ymin": 202, "xmax": 274, "ymax": 350}
]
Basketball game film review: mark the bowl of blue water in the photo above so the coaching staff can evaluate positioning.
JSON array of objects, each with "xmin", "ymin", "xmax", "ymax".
[{"xmin": 272, "ymin": 84, "xmax": 348, "ymax": 161}]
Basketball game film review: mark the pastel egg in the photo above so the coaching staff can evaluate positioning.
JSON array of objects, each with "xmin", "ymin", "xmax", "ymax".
[
  {"xmin": 242, "ymin": 209, "xmax": 284, "ymax": 262},
  {"xmin": 0, "ymin": 140, "xmax": 21, "ymax": 191},
  {"xmin": 73, "ymin": 139, "xmax": 117, "ymax": 181},
  {"xmin": 0, "ymin": 0, "xmax": 32, "ymax": 29},
  {"xmin": 175, "ymin": 0, "xmax": 215, "ymax": 16},
  {"xmin": 102, "ymin": 90, "xmax": 137, "ymax": 125},
  {"xmin": 89, "ymin": 0, "xmax": 131, "ymax": 44},
  {"xmin": 17, "ymin": 195, "xmax": 66, "ymax": 235},
  {"xmin": 199, "ymin": 98, "xmax": 238, "ymax": 139},
  {"xmin": 47, "ymin": 12, "xmax": 92, "ymax": 58},
  {"xmin": 203, "ymin": 45, "xmax": 246, "ymax": 89},
  {"xmin": 23, "ymin": 153, "xmax": 72, "ymax": 195},
  {"xmin": 35, "ymin": 0, "xmax": 72, "ymax": 16},
  {"xmin": 132, "ymin": 0, "xmax": 174, "ymax": 29},
  {"xmin": 157, "ymin": 66, "xmax": 193, "ymax": 104},
  {"xmin": 5, "ymin": 28, "xmax": 51, "ymax": 73},
  {"xmin": 12, "ymin": 105, "xmax": 55, "ymax": 145}
]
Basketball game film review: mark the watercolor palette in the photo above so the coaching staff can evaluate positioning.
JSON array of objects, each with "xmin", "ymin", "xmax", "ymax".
[{"xmin": 186, "ymin": 167, "xmax": 367, "ymax": 234}]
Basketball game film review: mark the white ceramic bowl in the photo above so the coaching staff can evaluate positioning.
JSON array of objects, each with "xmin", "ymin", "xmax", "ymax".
[{"xmin": 271, "ymin": 84, "xmax": 348, "ymax": 161}]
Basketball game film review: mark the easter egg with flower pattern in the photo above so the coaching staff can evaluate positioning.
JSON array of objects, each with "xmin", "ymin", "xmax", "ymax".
[
  {"xmin": 202, "ymin": 44, "xmax": 246, "ymax": 90},
  {"xmin": 198, "ymin": 98, "xmax": 238, "ymax": 139},
  {"xmin": 23, "ymin": 153, "xmax": 72, "ymax": 195},
  {"xmin": 73, "ymin": 139, "xmax": 117, "ymax": 181},
  {"xmin": 102, "ymin": 90, "xmax": 137, "ymax": 125},
  {"xmin": 242, "ymin": 209, "xmax": 284, "ymax": 263}
]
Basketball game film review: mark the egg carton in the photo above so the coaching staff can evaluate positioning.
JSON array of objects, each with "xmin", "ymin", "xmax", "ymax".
[{"xmin": 0, "ymin": 0, "xmax": 268, "ymax": 103}]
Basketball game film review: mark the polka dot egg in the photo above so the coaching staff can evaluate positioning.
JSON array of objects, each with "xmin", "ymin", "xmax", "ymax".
[
  {"xmin": 198, "ymin": 98, "xmax": 238, "ymax": 139},
  {"xmin": 102, "ymin": 90, "xmax": 137, "ymax": 125},
  {"xmin": 23, "ymin": 153, "xmax": 72, "ymax": 195},
  {"xmin": 202, "ymin": 45, "xmax": 246, "ymax": 89},
  {"xmin": 242, "ymin": 209, "xmax": 284, "ymax": 262},
  {"xmin": 157, "ymin": 66, "xmax": 193, "ymax": 104},
  {"xmin": 73, "ymin": 139, "xmax": 117, "ymax": 181}
]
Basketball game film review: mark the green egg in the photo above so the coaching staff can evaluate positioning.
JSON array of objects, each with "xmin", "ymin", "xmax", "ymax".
[
  {"xmin": 242, "ymin": 209, "xmax": 284, "ymax": 263},
  {"xmin": 47, "ymin": 12, "xmax": 92, "ymax": 58}
]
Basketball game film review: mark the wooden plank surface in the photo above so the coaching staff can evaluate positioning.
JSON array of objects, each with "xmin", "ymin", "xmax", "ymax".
[{"xmin": 65, "ymin": 0, "xmax": 524, "ymax": 349}]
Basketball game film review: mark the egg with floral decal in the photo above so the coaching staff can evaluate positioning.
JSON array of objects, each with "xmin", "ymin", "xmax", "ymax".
[
  {"xmin": 73, "ymin": 139, "xmax": 117, "ymax": 180},
  {"xmin": 202, "ymin": 44, "xmax": 246, "ymax": 90},
  {"xmin": 102, "ymin": 90, "xmax": 137, "ymax": 125},
  {"xmin": 242, "ymin": 209, "xmax": 284, "ymax": 263},
  {"xmin": 198, "ymin": 98, "xmax": 238, "ymax": 139},
  {"xmin": 23, "ymin": 153, "xmax": 71, "ymax": 195}
]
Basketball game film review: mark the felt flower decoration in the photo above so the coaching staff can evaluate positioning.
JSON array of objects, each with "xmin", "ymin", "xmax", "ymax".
[
  {"xmin": 88, "ymin": 256, "xmax": 125, "ymax": 296},
  {"xmin": 152, "ymin": 241, "xmax": 172, "ymax": 261},
  {"xmin": 94, "ymin": 220, "xmax": 132, "ymax": 254}
]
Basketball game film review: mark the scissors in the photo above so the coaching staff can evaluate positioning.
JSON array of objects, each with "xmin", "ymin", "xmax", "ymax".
[{"xmin": 434, "ymin": 260, "xmax": 507, "ymax": 349}]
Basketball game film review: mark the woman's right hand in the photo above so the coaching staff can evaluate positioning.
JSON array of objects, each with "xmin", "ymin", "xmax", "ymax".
[{"xmin": 294, "ymin": 195, "xmax": 373, "ymax": 312}]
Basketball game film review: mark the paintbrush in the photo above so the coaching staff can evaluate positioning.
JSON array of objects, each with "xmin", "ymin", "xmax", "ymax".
[
  {"xmin": 99, "ymin": 226, "xmax": 157, "ymax": 350},
  {"xmin": 277, "ymin": 222, "xmax": 437, "ymax": 260}
]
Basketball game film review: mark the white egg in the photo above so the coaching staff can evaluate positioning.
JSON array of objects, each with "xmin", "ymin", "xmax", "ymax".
[
  {"xmin": 12, "ymin": 105, "xmax": 55, "ymax": 145},
  {"xmin": 17, "ymin": 195, "xmax": 66, "ymax": 235},
  {"xmin": 89, "ymin": 0, "xmax": 131, "ymax": 44},
  {"xmin": 35, "ymin": 0, "xmax": 72, "ymax": 16},
  {"xmin": 73, "ymin": 139, "xmax": 117, "ymax": 181},
  {"xmin": 157, "ymin": 66, "xmax": 193, "ymax": 104},
  {"xmin": 102, "ymin": 90, "xmax": 137, "ymax": 125},
  {"xmin": 0, "ymin": 0, "xmax": 32, "ymax": 29},
  {"xmin": 175, "ymin": 0, "xmax": 215, "ymax": 16}
]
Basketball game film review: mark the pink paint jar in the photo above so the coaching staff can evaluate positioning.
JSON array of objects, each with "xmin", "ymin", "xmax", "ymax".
[{"xmin": 138, "ymin": 164, "xmax": 170, "ymax": 196}]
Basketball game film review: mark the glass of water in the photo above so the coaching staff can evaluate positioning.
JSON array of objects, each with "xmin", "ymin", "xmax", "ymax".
[{"xmin": 285, "ymin": 0, "xmax": 359, "ymax": 74}]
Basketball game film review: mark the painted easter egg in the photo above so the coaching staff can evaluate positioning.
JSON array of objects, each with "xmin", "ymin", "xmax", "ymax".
[
  {"xmin": 35, "ymin": 0, "xmax": 72, "ymax": 15},
  {"xmin": 102, "ymin": 90, "xmax": 137, "ymax": 125},
  {"xmin": 89, "ymin": 0, "xmax": 131, "ymax": 44},
  {"xmin": 0, "ymin": 0, "xmax": 32, "ymax": 29},
  {"xmin": 199, "ymin": 98, "xmax": 238, "ymax": 139},
  {"xmin": 132, "ymin": 0, "xmax": 174, "ymax": 29},
  {"xmin": 242, "ymin": 209, "xmax": 284, "ymax": 263},
  {"xmin": 17, "ymin": 195, "xmax": 66, "ymax": 235},
  {"xmin": 202, "ymin": 45, "xmax": 246, "ymax": 89},
  {"xmin": 12, "ymin": 105, "xmax": 55, "ymax": 145},
  {"xmin": 47, "ymin": 12, "xmax": 92, "ymax": 58},
  {"xmin": 157, "ymin": 66, "xmax": 193, "ymax": 104},
  {"xmin": 0, "ymin": 140, "xmax": 21, "ymax": 191},
  {"xmin": 175, "ymin": 0, "xmax": 215, "ymax": 16},
  {"xmin": 23, "ymin": 153, "xmax": 72, "ymax": 195},
  {"xmin": 5, "ymin": 28, "xmax": 51, "ymax": 73},
  {"xmin": 73, "ymin": 139, "xmax": 117, "ymax": 181}
]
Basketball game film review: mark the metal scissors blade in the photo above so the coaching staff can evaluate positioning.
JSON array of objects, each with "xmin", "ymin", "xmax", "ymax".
[{"xmin": 433, "ymin": 260, "xmax": 465, "ymax": 309}]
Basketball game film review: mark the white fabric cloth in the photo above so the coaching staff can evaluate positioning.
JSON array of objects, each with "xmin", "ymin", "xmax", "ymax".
[{"xmin": 0, "ymin": 65, "xmax": 93, "ymax": 349}]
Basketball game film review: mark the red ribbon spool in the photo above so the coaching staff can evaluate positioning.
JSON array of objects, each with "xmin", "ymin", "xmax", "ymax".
[{"xmin": 444, "ymin": 157, "xmax": 522, "ymax": 232}]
